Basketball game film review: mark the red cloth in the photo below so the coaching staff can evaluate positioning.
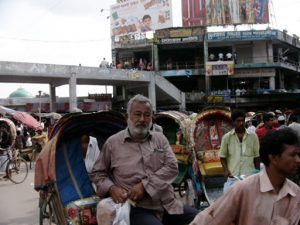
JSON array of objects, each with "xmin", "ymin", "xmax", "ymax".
[
  {"xmin": 255, "ymin": 126, "xmax": 276, "ymax": 142},
  {"xmin": 34, "ymin": 136, "xmax": 58, "ymax": 190}
]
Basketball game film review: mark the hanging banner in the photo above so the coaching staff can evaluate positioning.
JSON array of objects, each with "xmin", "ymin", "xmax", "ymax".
[{"xmin": 206, "ymin": 61, "xmax": 235, "ymax": 76}]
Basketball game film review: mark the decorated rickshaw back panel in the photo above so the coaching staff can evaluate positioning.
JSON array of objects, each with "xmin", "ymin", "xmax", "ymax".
[
  {"xmin": 193, "ymin": 107, "xmax": 233, "ymax": 176},
  {"xmin": 155, "ymin": 111, "xmax": 192, "ymax": 154}
]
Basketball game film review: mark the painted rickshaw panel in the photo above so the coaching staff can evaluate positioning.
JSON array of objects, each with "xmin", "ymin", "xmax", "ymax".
[
  {"xmin": 155, "ymin": 110, "xmax": 192, "ymax": 157},
  {"xmin": 192, "ymin": 107, "xmax": 232, "ymax": 176}
]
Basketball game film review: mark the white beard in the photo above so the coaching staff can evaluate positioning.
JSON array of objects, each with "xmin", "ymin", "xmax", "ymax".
[{"xmin": 127, "ymin": 118, "xmax": 152, "ymax": 139}]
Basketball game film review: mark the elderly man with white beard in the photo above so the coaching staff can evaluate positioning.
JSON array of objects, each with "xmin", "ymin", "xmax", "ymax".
[{"xmin": 91, "ymin": 94, "xmax": 198, "ymax": 225}]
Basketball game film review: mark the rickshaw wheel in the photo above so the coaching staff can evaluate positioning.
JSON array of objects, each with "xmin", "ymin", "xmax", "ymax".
[
  {"xmin": 199, "ymin": 175, "xmax": 224, "ymax": 209},
  {"xmin": 39, "ymin": 190, "xmax": 57, "ymax": 225},
  {"xmin": 39, "ymin": 201, "xmax": 53, "ymax": 225}
]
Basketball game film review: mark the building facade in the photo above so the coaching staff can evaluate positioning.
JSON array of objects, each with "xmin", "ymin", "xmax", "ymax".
[{"xmin": 112, "ymin": 27, "xmax": 300, "ymax": 111}]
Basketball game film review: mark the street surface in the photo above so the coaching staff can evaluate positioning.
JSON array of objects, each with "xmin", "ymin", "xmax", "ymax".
[
  {"xmin": 0, "ymin": 165, "xmax": 224, "ymax": 225},
  {"xmin": 0, "ymin": 169, "xmax": 39, "ymax": 225}
]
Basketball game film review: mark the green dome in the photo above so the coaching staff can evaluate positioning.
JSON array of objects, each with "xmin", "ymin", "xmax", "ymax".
[{"xmin": 8, "ymin": 87, "xmax": 34, "ymax": 98}]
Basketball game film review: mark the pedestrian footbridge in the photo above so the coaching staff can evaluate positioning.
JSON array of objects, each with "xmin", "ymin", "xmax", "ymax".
[{"xmin": 0, "ymin": 61, "xmax": 185, "ymax": 111}]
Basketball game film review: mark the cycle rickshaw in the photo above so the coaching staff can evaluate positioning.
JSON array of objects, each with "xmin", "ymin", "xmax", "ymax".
[
  {"xmin": 0, "ymin": 117, "xmax": 29, "ymax": 184},
  {"xmin": 156, "ymin": 108, "xmax": 233, "ymax": 209},
  {"xmin": 34, "ymin": 111, "xmax": 126, "ymax": 225},
  {"xmin": 190, "ymin": 106, "xmax": 233, "ymax": 207},
  {"xmin": 155, "ymin": 111, "xmax": 196, "ymax": 206}
]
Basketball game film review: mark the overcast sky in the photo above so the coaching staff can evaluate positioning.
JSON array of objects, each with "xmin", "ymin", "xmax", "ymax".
[{"xmin": 0, "ymin": 0, "xmax": 299, "ymax": 98}]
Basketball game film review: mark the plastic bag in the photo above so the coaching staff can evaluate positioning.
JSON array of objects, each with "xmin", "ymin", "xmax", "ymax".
[
  {"xmin": 113, "ymin": 200, "xmax": 130, "ymax": 225},
  {"xmin": 97, "ymin": 197, "xmax": 131, "ymax": 225}
]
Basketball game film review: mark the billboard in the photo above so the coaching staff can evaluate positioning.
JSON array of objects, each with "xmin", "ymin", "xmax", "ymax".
[
  {"xmin": 182, "ymin": 0, "xmax": 269, "ymax": 27},
  {"xmin": 110, "ymin": 0, "xmax": 172, "ymax": 38},
  {"xmin": 182, "ymin": 0, "xmax": 206, "ymax": 26}
]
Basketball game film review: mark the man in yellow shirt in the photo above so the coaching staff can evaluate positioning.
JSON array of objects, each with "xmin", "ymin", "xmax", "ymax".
[
  {"xmin": 219, "ymin": 109, "xmax": 260, "ymax": 192},
  {"xmin": 31, "ymin": 129, "xmax": 48, "ymax": 151}
]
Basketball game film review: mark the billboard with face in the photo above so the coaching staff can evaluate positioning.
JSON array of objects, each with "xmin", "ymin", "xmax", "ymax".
[
  {"xmin": 110, "ymin": 0, "xmax": 173, "ymax": 38},
  {"xmin": 182, "ymin": 0, "xmax": 269, "ymax": 27}
]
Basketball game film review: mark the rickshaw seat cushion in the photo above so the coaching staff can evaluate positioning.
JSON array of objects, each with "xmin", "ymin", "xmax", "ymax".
[
  {"xmin": 171, "ymin": 144, "xmax": 185, "ymax": 154},
  {"xmin": 175, "ymin": 153, "xmax": 189, "ymax": 164},
  {"xmin": 199, "ymin": 161, "xmax": 224, "ymax": 176},
  {"xmin": 56, "ymin": 138, "xmax": 95, "ymax": 206},
  {"xmin": 197, "ymin": 150, "xmax": 220, "ymax": 163}
]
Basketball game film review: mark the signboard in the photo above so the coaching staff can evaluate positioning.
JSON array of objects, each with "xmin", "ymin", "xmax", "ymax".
[
  {"xmin": 155, "ymin": 27, "xmax": 206, "ymax": 39},
  {"xmin": 160, "ymin": 36, "xmax": 200, "ymax": 44},
  {"xmin": 207, "ymin": 29, "xmax": 277, "ymax": 41},
  {"xmin": 206, "ymin": 61, "xmax": 234, "ymax": 76},
  {"xmin": 161, "ymin": 69, "xmax": 193, "ymax": 77},
  {"xmin": 110, "ymin": 0, "xmax": 172, "ymax": 38},
  {"xmin": 26, "ymin": 101, "xmax": 112, "ymax": 113},
  {"xmin": 232, "ymin": 68, "xmax": 275, "ymax": 78},
  {"xmin": 182, "ymin": 0, "xmax": 269, "ymax": 27},
  {"xmin": 207, "ymin": 96, "xmax": 224, "ymax": 103}
]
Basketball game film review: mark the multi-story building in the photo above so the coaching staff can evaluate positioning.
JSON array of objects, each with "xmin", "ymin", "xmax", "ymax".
[{"xmin": 112, "ymin": 27, "xmax": 300, "ymax": 111}]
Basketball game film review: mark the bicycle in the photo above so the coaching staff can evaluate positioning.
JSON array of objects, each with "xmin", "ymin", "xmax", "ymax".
[{"xmin": 0, "ymin": 147, "xmax": 29, "ymax": 184}]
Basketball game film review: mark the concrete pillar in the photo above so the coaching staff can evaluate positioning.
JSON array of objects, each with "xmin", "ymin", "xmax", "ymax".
[
  {"xmin": 204, "ymin": 32, "xmax": 210, "ymax": 93},
  {"xmin": 148, "ymin": 73, "xmax": 156, "ymax": 111},
  {"xmin": 269, "ymin": 76, "xmax": 275, "ymax": 90},
  {"xmin": 113, "ymin": 86, "xmax": 117, "ymax": 98},
  {"xmin": 180, "ymin": 92, "xmax": 186, "ymax": 111},
  {"xmin": 278, "ymin": 70, "xmax": 285, "ymax": 89},
  {"xmin": 49, "ymin": 84, "xmax": 56, "ymax": 112},
  {"xmin": 154, "ymin": 44, "xmax": 159, "ymax": 71},
  {"xmin": 122, "ymin": 86, "xmax": 126, "ymax": 100},
  {"xmin": 69, "ymin": 72, "xmax": 77, "ymax": 112}
]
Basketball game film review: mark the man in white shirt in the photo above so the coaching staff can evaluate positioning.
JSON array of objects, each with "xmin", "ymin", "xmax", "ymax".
[
  {"xmin": 225, "ymin": 52, "xmax": 232, "ymax": 60},
  {"xmin": 100, "ymin": 58, "xmax": 108, "ymax": 68},
  {"xmin": 81, "ymin": 135, "xmax": 100, "ymax": 173},
  {"xmin": 218, "ymin": 52, "xmax": 224, "ymax": 61}
]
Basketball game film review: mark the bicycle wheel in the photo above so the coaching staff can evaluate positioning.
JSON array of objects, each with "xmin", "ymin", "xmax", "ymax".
[{"xmin": 6, "ymin": 157, "xmax": 28, "ymax": 184}]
